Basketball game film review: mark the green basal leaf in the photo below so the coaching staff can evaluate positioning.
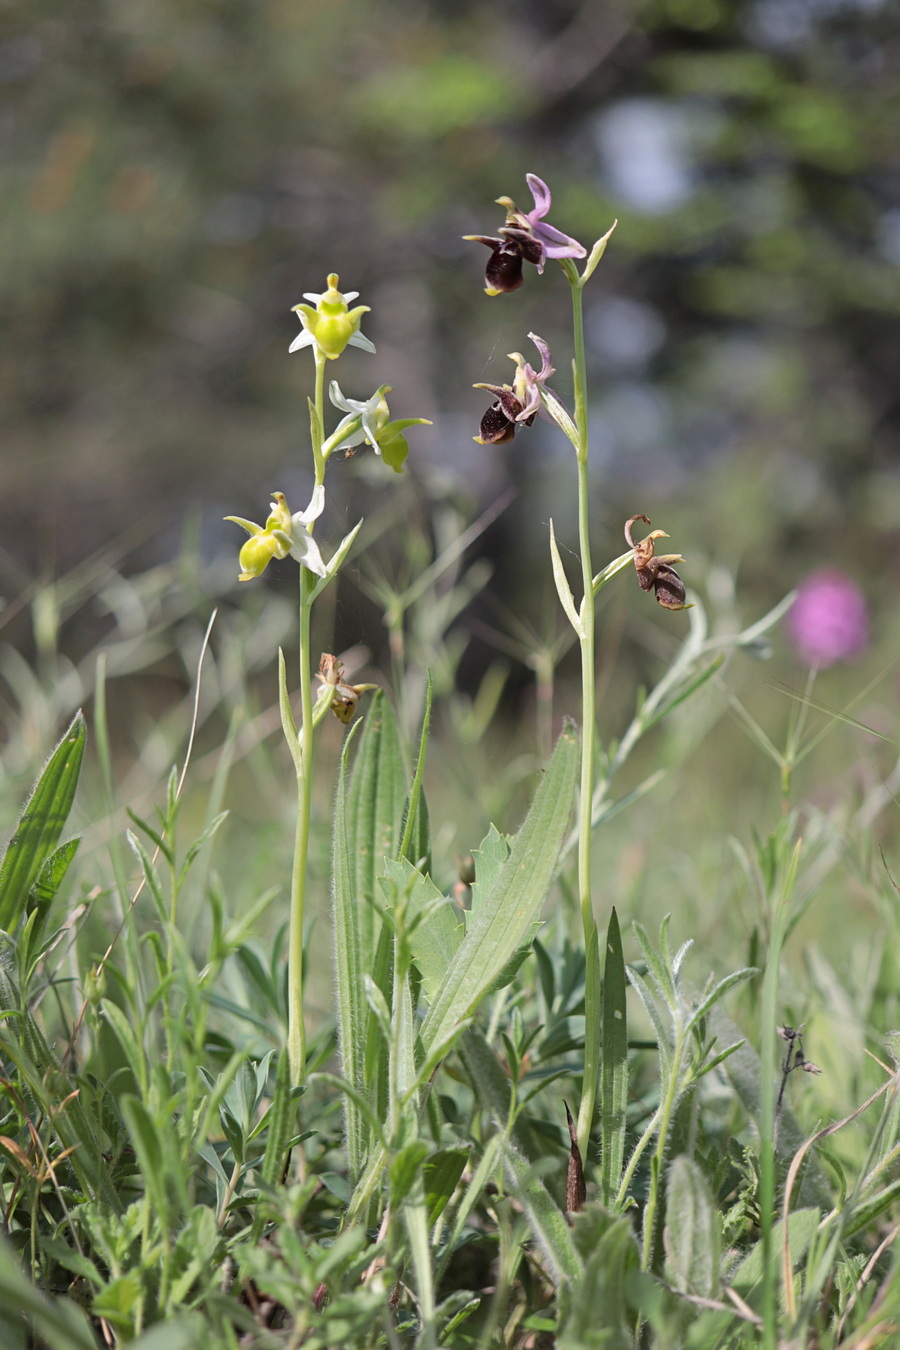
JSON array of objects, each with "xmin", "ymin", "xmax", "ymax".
[
  {"xmin": 423, "ymin": 1146, "xmax": 469, "ymax": 1226},
  {"xmin": 663, "ymin": 1155, "xmax": 721, "ymax": 1298},
  {"xmin": 467, "ymin": 824, "xmax": 509, "ymax": 918},
  {"xmin": 600, "ymin": 907, "xmax": 628, "ymax": 1210},
  {"xmin": 500, "ymin": 1139, "xmax": 582, "ymax": 1284},
  {"xmin": 419, "ymin": 723, "xmax": 577, "ymax": 1056},
  {"xmin": 0, "ymin": 712, "xmax": 86, "ymax": 934}
]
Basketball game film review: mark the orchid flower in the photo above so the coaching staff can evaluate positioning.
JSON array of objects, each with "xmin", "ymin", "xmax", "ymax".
[
  {"xmin": 328, "ymin": 381, "xmax": 431, "ymax": 472},
  {"xmin": 289, "ymin": 274, "xmax": 375, "ymax": 360},
  {"xmin": 474, "ymin": 333, "xmax": 567, "ymax": 444},
  {"xmin": 225, "ymin": 486, "xmax": 326, "ymax": 580},
  {"xmin": 464, "ymin": 174, "xmax": 587, "ymax": 295}
]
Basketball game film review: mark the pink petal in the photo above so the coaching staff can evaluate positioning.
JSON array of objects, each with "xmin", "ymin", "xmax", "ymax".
[
  {"xmin": 525, "ymin": 174, "xmax": 552, "ymax": 219},
  {"xmin": 533, "ymin": 221, "xmax": 587, "ymax": 259}
]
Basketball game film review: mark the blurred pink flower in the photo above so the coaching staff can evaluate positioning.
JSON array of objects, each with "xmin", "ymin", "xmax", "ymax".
[{"xmin": 787, "ymin": 569, "xmax": 869, "ymax": 667}]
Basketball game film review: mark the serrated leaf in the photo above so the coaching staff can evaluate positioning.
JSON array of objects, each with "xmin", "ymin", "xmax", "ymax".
[
  {"xmin": 381, "ymin": 860, "xmax": 462, "ymax": 1002},
  {"xmin": 467, "ymin": 824, "xmax": 510, "ymax": 917}
]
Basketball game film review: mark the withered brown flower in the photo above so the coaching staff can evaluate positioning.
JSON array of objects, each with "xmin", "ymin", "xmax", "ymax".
[
  {"xmin": 625, "ymin": 515, "xmax": 689, "ymax": 611},
  {"xmin": 317, "ymin": 653, "xmax": 376, "ymax": 723}
]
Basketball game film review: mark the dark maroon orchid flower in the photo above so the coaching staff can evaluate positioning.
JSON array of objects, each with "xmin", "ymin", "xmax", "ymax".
[
  {"xmin": 474, "ymin": 334, "xmax": 557, "ymax": 444},
  {"xmin": 465, "ymin": 174, "xmax": 587, "ymax": 295}
]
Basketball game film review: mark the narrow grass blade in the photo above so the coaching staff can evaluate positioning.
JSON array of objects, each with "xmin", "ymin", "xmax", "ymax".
[
  {"xmin": 0, "ymin": 712, "xmax": 86, "ymax": 932},
  {"xmin": 398, "ymin": 669, "xmax": 432, "ymax": 868},
  {"xmin": 600, "ymin": 907, "xmax": 628, "ymax": 1209}
]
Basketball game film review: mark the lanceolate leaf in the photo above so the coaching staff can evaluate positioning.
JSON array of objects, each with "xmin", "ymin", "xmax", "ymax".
[
  {"xmin": 0, "ymin": 713, "xmax": 86, "ymax": 933},
  {"xmin": 600, "ymin": 907, "xmax": 628, "ymax": 1210},
  {"xmin": 419, "ymin": 723, "xmax": 578, "ymax": 1056},
  {"xmin": 663, "ymin": 1155, "xmax": 720, "ymax": 1298},
  {"xmin": 331, "ymin": 722, "xmax": 368, "ymax": 1180},
  {"xmin": 500, "ymin": 1138, "xmax": 582, "ymax": 1284},
  {"xmin": 332, "ymin": 693, "xmax": 408, "ymax": 1177}
]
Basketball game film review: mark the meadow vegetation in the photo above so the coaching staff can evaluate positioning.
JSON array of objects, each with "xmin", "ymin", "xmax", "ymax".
[{"xmin": 1, "ymin": 166, "xmax": 899, "ymax": 1350}]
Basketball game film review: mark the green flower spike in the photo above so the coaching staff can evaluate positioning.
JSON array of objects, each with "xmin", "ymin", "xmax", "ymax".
[
  {"xmin": 329, "ymin": 381, "xmax": 431, "ymax": 473},
  {"xmin": 225, "ymin": 486, "xmax": 327, "ymax": 581},
  {"xmin": 290, "ymin": 274, "xmax": 375, "ymax": 361}
]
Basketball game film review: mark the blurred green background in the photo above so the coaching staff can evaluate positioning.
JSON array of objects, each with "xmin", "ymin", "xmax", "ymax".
[{"xmin": 2, "ymin": 0, "xmax": 900, "ymax": 1007}]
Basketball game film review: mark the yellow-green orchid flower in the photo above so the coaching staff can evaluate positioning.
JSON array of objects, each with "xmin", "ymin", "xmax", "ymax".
[
  {"xmin": 329, "ymin": 381, "xmax": 431, "ymax": 472},
  {"xmin": 289, "ymin": 274, "xmax": 374, "ymax": 361},
  {"xmin": 225, "ymin": 486, "xmax": 326, "ymax": 581}
]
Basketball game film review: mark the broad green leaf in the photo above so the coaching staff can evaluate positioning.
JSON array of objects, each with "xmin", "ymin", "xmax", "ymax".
[
  {"xmin": 389, "ymin": 1139, "xmax": 431, "ymax": 1207},
  {"xmin": 663, "ymin": 1155, "xmax": 720, "ymax": 1298},
  {"xmin": 339, "ymin": 691, "xmax": 406, "ymax": 1142},
  {"xmin": 25, "ymin": 839, "xmax": 80, "ymax": 941},
  {"xmin": 423, "ymin": 1146, "xmax": 468, "ymax": 1225},
  {"xmin": 600, "ymin": 907, "xmax": 628, "ymax": 1209},
  {"xmin": 381, "ymin": 860, "xmax": 462, "ymax": 1001},
  {"xmin": 131, "ymin": 1316, "xmax": 207, "ymax": 1350},
  {"xmin": 91, "ymin": 1271, "xmax": 142, "ymax": 1335},
  {"xmin": 331, "ymin": 721, "xmax": 368, "ymax": 1179},
  {"xmin": 558, "ymin": 1206, "xmax": 639, "ymax": 1350},
  {"xmin": 0, "ymin": 712, "xmax": 86, "ymax": 933},
  {"xmin": 420, "ymin": 724, "xmax": 577, "ymax": 1055}
]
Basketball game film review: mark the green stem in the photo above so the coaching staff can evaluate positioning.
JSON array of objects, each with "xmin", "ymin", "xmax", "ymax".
[
  {"xmin": 566, "ymin": 266, "xmax": 602, "ymax": 1164},
  {"xmin": 287, "ymin": 353, "xmax": 327, "ymax": 1086}
]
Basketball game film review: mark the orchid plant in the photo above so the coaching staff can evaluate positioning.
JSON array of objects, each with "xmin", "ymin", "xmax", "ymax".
[
  {"xmin": 466, "ymin": 175, "xmax": 689, "ymax": 1169},
  {"xmin": 226, "ymin": 274, "xmax": 429, "ymax": 1084}
]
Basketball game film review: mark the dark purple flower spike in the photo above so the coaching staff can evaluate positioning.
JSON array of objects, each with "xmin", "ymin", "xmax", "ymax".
[{"xmin": 465, "ymin": 174, "xmax": 586, "ymax": 296}]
